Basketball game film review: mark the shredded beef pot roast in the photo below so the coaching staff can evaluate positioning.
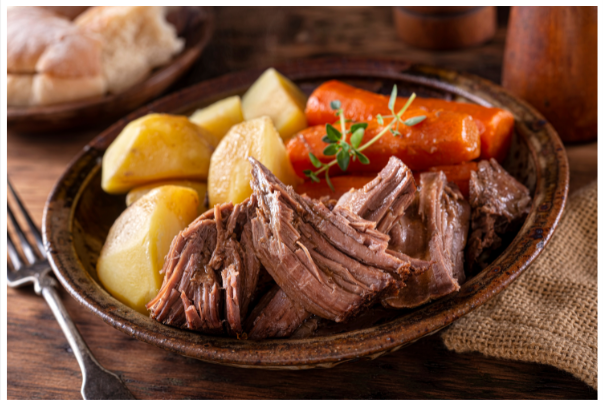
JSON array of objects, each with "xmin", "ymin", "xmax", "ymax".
[
  {"xmin": 248, "ymin": 157, "xmax": 416, "ymax": 322},
  {"xmin": 147, "ymin": 156, "xmax": 531, "ymax": 340},
  {"xmin": 147, "ymin": 199, "xmax": 261, "ymax": 335},
  {"xmin": 247, "ymin": 157, "xmax": 424, "ymax": 338}
]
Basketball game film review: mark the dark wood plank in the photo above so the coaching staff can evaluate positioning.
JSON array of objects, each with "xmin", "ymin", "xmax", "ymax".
[
  {"xmin": 7, "ymin": 285, "xmax": 597, "ymax": 399},
  {"xmin": 176, "ymin": 6, "xmax": 508, "ymax": 87},
  {"xmin": 7, "ymin": 6, "xmax": 597, "ymax": 399}
]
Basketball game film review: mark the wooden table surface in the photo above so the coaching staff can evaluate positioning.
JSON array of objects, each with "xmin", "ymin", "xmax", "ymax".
[{"xmin": 7, "ymin": 7, "xmax": 598, "ymax": 399}]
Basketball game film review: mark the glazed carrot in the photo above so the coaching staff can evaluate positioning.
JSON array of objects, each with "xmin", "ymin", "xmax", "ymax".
[
  {"xmin": 413, "ymin": 162, "xmax": 478, "ymax": 198},
  {"xmin": 296, "ymin": 175, "xmax": 377, "ymax": 201},
  {"xmin": 306, "ymin": 80, "xmax": 393, "ymax": 126},
  {"xmin": 306, "ymin": 80, "xmax": 514, "ymax": 162},
  {"xmin": 286, "ymin": 110, "xmax": 480, "ymax": 178}
]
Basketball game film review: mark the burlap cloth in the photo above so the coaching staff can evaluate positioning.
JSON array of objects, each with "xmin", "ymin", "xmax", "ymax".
[{"xmin": 442, "ymin": 182, "xmax": 597, "ymax": 389}]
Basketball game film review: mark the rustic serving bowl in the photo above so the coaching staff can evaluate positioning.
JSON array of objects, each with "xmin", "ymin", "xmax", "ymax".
[
  {"xmin": 7, "ymin": 6, "xmax": 214, "ymax": 133},
  {"xmin": 44, "ymin": 58, "xmax": 569, "ymax": 369}
]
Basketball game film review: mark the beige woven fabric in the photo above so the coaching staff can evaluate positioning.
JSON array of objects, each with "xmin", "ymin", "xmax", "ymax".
[{"xmin": 442, "ymin": 182, "xmax": 597, "ymax": 389}]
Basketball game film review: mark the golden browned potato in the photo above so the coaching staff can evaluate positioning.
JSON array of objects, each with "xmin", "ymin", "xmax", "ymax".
[
  {"xmin": 126, "ymin": 180, "xmax": 208, "ymax": 215},
  {"xmin": 97, "ymin": 186, "xmax": 199, "ymax": 314},
  {"xmin": 101, "ymin": 113, "xmax": 216, "ymax": 194},
  {"xmin": 208, "ymin": 116, "xmax": 300, "ymax": 207},
  {"xmin": 241, "ymin": 68, "xmax": 307, "ymax": 139},
  {"xmin": 189, "ymin": 96, "xmax": 244, "ymax": 143}
]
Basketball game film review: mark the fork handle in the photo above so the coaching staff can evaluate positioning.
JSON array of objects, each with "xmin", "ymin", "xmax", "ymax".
[{"xmin": 41, "ymin": 281, "xmax": 135, "ymax": 399}]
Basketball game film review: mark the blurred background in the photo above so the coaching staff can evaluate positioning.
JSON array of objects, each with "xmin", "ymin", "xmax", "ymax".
[{"xmin": 181, "ymin": 7, "xmax": 512, "ymax": 89}]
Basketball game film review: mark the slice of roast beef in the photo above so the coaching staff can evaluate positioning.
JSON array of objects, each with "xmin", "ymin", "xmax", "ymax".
[
  {"xmin": 384, "ymin": 171, "xmax": 470, "ymax": 308},
  {"xmin": 335, "ymin": 156, "xmax": 417, "ymax": 234},
  {"xmin": 249, "ymin": 157, "xmax": 403, "ymax": 322},
  {"xmin": 147, "ymin": 198, "xmax": 262, "ymax": 335},
  {"xmin": 466, "ymin": 159, "xmax": 531, "ymax": 272}
]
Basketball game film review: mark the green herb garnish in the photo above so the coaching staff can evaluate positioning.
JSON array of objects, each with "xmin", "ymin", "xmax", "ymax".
[{"xmin": 302, "ymin": 85, "xmax": 425, "ymax": 191}]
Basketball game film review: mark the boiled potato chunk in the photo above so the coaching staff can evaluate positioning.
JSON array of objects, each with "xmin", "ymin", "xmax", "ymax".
[
  {"xmin": 208, "ymin": 116, "xmax": 300, "ymax": 207},
  {"xmin": 97, "ymin": 186, "xmax": 199, "ymax": 314},
  {"xmin": 242, "ymin": 68, "xmax": 307, "ymax": 140},
  {"xmin": 126, "ymin": 180, "xmax": 208, "ymax": 215},
  {"xmin": 189, "ymin": 96, "xmax": 244, "ymax": 143},
  {"xmin": 102, "ymin": 113, "xmax": 216, "ymax": 194}
]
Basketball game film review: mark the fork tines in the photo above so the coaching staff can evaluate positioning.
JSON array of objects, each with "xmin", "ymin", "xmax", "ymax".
[{"xmin": 7, "ymin": 179, "xmax": 45, "ymax": 270}]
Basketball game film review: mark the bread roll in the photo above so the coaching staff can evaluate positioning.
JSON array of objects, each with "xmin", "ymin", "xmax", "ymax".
[
  {"xmin": 7, "ymin": 75, "xmax": 34, "ymax": 107},
  {"xmin": 8, "ymin": 7, "xmax": 72, "ymax": 74},
  {"xmin": 75, "ymin": 6, "xmax": 184, "ymax": 94},
  {"xmin": 7, "ymin": 7, "xmax": 105, "ymax": 107},
  {"xmin": 36, "ymin": 6, "xmax": 89, "ymax": 20},
  {"xmin": 7, "ymin": 6, "xmax": 185, "ymax": 107},
  {"xmin": 33, "ymin": 75, "xmax": 106, "ymax": 106},
  {"xmin": 6, "ymin": 6, "xmax": 90, "ymax": 19}
]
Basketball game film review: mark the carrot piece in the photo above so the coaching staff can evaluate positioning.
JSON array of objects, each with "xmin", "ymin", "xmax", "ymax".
[
  {"xmin": 413, "ymin": 162, "xmax": 478, "ymax": 198},
  {"xmin": 297, "ymin": 164, "xmax": 475, "ymax": 201},
  {"xmin": 286, "ymin": 111, "xmax": 480, "ymax": 178},
  {"xmin": 295, "ymin": 175, "xmax": 377, "ymax": 201},
  {"xmin": 305, "ymin": 80, "xmax": 514, "ymax": 162},
  {"xmin": 306, "ymin": 80, "xmax": 392, "ymax": 126}
]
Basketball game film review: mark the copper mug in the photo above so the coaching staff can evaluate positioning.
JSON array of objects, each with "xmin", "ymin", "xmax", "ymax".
[{"xmin": 502, "ymin": 6, "xmax": 597, "ymax": 143}]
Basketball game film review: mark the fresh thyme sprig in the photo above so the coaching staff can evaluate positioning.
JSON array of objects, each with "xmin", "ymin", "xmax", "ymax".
[{"xmin": 303, "ymin": 85, "xmax": 425, "ymax": 191}]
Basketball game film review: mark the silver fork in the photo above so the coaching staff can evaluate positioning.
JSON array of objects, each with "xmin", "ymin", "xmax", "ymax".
[{"xmin": 7, "ymin": 180, "xmax": 135, "ymax": 400}]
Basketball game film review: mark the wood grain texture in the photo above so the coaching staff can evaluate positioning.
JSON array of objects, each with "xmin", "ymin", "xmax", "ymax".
[
  {"xmin": 173, "ymin": 6, "xmax": 508, "ymax": 89},
  {"xmin": 7, "ymin": 6, "xmax": 597, "ymax": 399}
]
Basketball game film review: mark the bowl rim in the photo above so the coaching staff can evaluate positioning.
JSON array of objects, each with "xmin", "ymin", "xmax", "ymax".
[{"xmin": 43, "ymin": 57, "xmax": 569, "ymax": 369}]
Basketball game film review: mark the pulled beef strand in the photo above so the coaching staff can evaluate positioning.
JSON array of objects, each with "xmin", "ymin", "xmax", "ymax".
[
  {"xmin": 335, "ymin": 156, "xmax": 417, "ymax": 234},
  {"xmin": 147, "ymin": 208, "xmax": 224, "ymax": 332},
  {"xmin": 384, "ymin": 171, "xmax": 470, "ymax": 309},
  {"xmin": 147, "ymin": 199, "xmax": 261, "ymax": 335}
]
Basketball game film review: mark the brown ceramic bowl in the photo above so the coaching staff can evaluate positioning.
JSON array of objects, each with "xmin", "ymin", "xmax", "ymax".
[
  {"xmin": 43, "ymin": 58, "xmax": 569, "ymax": 369},
  {"xmin": 7, "ymin": 6, "xmax": 214, "ymax": 133}
]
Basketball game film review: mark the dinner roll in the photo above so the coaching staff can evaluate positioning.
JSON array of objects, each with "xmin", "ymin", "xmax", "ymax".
[
  {"xmin": 6, "ymin": 75, "xmax": 33, "ymax": 107},
  {"xmin": 7, "ymin": 7, "xmax": 105, "ymax": 107},
  {"xmin": 6, "ymin": 6, "xmax": 90, "ymax": 19},
  {"xmin": 36, "ymin": 6, "xmax": 90, "ymax": 20},
  {"xmin": 75, "ymin": 6, "xmax": 184, "ymax": 94}
]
